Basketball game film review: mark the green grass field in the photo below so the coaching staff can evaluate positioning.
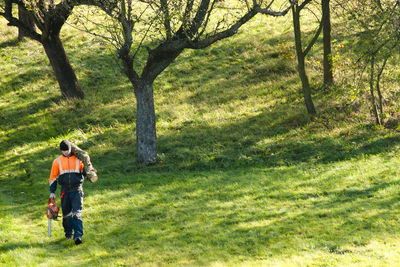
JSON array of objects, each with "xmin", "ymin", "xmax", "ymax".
[{"xmin": 1, "ymin": 8, "xmax": 400, "ymax": 266}]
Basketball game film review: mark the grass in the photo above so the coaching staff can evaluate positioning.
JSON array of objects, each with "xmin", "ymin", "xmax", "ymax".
[{"xmin": 1, "ymin": 7, "xmax": 400, "ymax": 266}]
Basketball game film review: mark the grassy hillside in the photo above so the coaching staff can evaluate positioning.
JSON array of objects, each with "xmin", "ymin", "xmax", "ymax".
[{"xmin": 1, "ymin": 8, "xmax": 400, "ymax": 267}]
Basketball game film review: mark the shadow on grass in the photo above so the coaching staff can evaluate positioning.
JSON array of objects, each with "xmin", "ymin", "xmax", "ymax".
[
  {"xmin": 155, "ymin": 108, "xmax": 400, "ymax": 171},
  {"xmin": 3, "ymin": 23, "xmax": 400, "ymax": 265},
  {"xmin": 2, "ymin": 122, "xmax": 400, "ymax": 265},
  {"xmin": 0, "ymin": 95, "xmax": 62, "ymax": 153},
  {"xmin": 159, "ymin": 34, "xmax": 298, "ymax": 108},
  {"xmin": 0, "ymin": 67, "xmax": 50, "ymax": 98},
  {"xmin": 0, "ymin": 53, "xmax": 130, "ymax": 154},
  {"xmin": 68, "ymin": 166, "xmax": 400, "ymax": 265},
  {"xmin": 0, "ymin": 38, "xmax": 20, "ymax": 49},
  {"xmin": 0, "ymin": 238, "xmax": 67, "ymax": 253}
]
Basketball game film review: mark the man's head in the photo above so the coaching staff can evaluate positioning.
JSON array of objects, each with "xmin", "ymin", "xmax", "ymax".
[{"xmin": 60, "ymin": 140, "xmax": 71, "ymax": 156}]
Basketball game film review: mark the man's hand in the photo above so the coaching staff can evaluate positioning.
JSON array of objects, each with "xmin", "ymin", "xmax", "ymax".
[{"xmin": 50, "ymin": 193, "xmax": 56, "ymax": 199}]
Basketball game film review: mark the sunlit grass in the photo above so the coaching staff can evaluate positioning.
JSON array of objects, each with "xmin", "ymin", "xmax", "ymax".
[{"xmin": 1, "ymin": 8, "xmax": 400, "ymax": 266}]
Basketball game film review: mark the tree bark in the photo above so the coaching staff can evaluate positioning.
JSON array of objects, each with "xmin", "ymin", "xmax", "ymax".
[
  {"xmin": 297, "ymin": 53, "xmax": 316, "ymax": 115},
  {"xmin": 18, "ymin": 6, "xmax": 35, "ymax": 40},
  {"xmin": 118, "ymin": 48, "xmax": 158, "ymax": 164},
  {"xmin": 369, "ymin": 58, "xmax": 381, "ymax": 125},
  {"xmin": 292, "ymin": 5, "xmax": 316, "ymax": 115},
  {"xmin": 42, "ymin": 35, "xmax": 84, "ymax": 99},
  {"xmin": 322, "ymin": 0, "xmax": 334, "ymax": 85},
  {"xmin": 376, "ymin": 57, "xmax": 388, "ymax": 117},
  {"xmin": 135, "ymin": 80, "xmax": 157, "ymax": 164}
]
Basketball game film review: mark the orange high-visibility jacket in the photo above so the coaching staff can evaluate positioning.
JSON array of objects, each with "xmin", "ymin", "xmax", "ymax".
[{"xmin": 49, "ymin": 155, "xmax": 84, "ymax": 192}]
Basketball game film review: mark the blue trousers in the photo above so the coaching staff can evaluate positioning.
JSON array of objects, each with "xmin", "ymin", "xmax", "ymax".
[{"xmin": 61, "ymin": 190, "xmax": 84, "ymax": 239}]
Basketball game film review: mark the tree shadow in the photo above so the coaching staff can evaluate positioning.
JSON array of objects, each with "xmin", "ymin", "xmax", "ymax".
[
  {"xmin": 158, "ymin": 34, "xmax": 298, "ymax": 108},
  {"xmin": 2, "ymin": 16, "xmax": 400, "ymax": 265},
  {"xmin": 155, "ymin": 105, "xmax": 400, "ymax": 171},
  {"xmin": 2, "ymin": 119, "xmax": 400, "ymax": 265},
  {"xmin": 58, "ymin": 165, "xmax": 400, "ymax": 265},
  {"xmin": 0, "ymin": 38, "xmax": 20, "ymax": 49},
  {"xmin": 0, "ymin": 67, "xmax": 50, "ymax": 98}
]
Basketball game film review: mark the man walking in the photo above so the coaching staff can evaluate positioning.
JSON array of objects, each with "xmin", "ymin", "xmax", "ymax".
[{"xmin": 49, "ymin": 140, "xmax": 88, "ymax": 245}]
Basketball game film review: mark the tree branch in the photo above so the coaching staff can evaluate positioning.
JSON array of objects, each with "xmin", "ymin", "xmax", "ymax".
[
  {"xmin": 303, "ymin": 13, "xmax": 323, "ymax": 56},
  {"xmin": 298, "ymin": 0, "xmax": 313, "ymax": 11},
  {"xmin": 188, "ymin": 0, "xmax": 211, "ymax": 38},
  {"xmin": 186, "ymin": 0, "xmax": 297, "ymax": 49},
  {"xmin": 257, "ymin": 0, "xmax": 298, "ymax": 16},
  {"xmin": 186, "ymin": 8, "xmax": 259, "ymax": 49},
  {"xmin": 160, "ymin": 0, "xmax": 172, "ymax": 39}
]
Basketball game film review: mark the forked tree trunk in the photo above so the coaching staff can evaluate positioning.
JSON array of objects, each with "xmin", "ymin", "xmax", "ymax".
[
  {"xmin": 135, "ymin": 80, "xmax": 157, "ymax": 164},
  {"xmin": 42, "ymin": 35, "xmax": 84, "ymax": 99},
  {"xmin": 119, "ymin": 49, "xmax": 158, "ymax": 164}
]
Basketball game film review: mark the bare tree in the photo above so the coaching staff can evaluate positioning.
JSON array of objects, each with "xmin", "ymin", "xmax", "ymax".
[
  {"xmin": 291, "ymin": 0, "xmax": 322, "ymax": 115},
  {"xmin": 88, "ymin": 0, "xmax": 297, "ymax": 164},
  {"xmin": 0, "ymin": 0, "xmax": 86, "ymax": 99}
]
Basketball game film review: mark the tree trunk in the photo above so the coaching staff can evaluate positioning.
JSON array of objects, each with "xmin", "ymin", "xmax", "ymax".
[
  {"xmin": 297, "ymin": 54, "xmax": 316, "ymax": 115},
  {"xmin": 18, "ymin": 6, "xmax": 35, "ymax": 40},
  {"xmin": 135, "ymin": 80, "xmax": 157, "ymax": 164},
  {"xmin": 376, "ymin": 57, "xmax": 388, "ymax": 117},
  {"xmin": 292, "ymin": 6, "xmax": 316, "ymax": 115},
  {"xmin": 118, "ymin": 49, "xmax": 157, "ymax": 164},
  {"xmin": 322, "ymin": 0, "xmax": 334, "ymax": 85},
  {"xmin": 369, "ymin": 59, "xmax": 381, "ymax": 125},
  {"xmin": 42, "ymin": 35, "xmax": 84, "ymax": 99},
  {"xmin": 376, "ymin": 74, "xmax": 383, "ymax": 117}
]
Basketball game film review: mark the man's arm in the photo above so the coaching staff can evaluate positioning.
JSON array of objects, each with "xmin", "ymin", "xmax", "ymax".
[{"xmin": 49, "ymin": 159, "xmax": 59, "ymax": 195}]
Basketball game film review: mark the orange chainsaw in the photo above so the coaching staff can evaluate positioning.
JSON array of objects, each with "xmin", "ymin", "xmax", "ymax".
[{"xmin": 46, "ymin": 198, "xmax": 59, "ymax": 237}]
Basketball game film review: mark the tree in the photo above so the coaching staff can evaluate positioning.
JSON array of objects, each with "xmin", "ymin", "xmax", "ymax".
[
  {"xmin": 335, "ymin": 0, "xmax": 400, "ymax": 125},
  {"xmin": 92, "ymin": 0, "xmax": 297, "ymax": 164},
  {"xmin": 321, "ymin": 0, "xmax": 333, "ymax": 85},
  {"xmin": 291, "ymin": 0, "xmax": 323, "ymax": 115},
  {"xmin": 0, "ymin": 0, "xmax": 85, "ymax": 99}
]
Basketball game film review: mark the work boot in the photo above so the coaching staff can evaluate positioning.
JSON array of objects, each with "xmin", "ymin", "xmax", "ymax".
[
  {"xmin": 74, "ymin": 237, "xmax": 82, "ymax": 245},
  {"xmin": 66, "ymin": 236, "xmax": 72, "ymax": 241}
]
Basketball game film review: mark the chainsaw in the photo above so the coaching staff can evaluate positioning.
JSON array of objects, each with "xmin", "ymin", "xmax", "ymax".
[{"xmin": 46, "ymin": 197, "xmax": 59, "ymax": 237}]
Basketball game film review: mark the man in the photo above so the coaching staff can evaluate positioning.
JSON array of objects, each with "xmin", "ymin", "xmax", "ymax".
[{"xmin": 49, "ymin": 140, "xmax": 88, "ymax": 245}]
